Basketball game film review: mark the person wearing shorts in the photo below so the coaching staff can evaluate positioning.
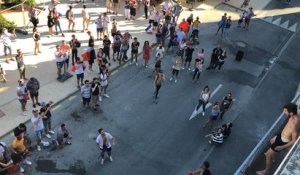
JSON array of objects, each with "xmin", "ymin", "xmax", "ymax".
[
  {"xmin": 81, "ymin": 80, "xmax": 91, "ymax": 109},
  {"xmin": 170, "ymin": 57, "xmax": 181, "ymax": 83},
  {"xmin": 75, "ymin": 60, "xmax": 84, "ymax": 88},
  {"xmin": 203, "ymin": 102, "xmax": 220, "ymax": 130},
  {"xmin": 31, "ymin": 109, "xmax": 44, "ymax": 151},
  {"xmin": 95, "ymin": 14, "xmax": 104, "ymax": 40}
]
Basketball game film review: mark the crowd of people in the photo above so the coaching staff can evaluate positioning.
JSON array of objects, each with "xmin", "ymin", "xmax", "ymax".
[{"xmin": 0, "ymin": 0, "xmax": 263, "ymax": 174}]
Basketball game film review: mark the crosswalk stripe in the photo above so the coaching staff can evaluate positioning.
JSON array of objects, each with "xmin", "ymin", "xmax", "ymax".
[{"xmin": 189, "ymin": 84, "xmax": 223, "ymax": 120}]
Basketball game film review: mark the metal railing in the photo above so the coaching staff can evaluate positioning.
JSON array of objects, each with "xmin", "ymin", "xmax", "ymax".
[
  {"xmin": 235, "ymin": 85, "xmax": 300, "ymax": 175},
  {"xmin": 0, "ymin": 0, "xmax": 28, "ymax": 31}
]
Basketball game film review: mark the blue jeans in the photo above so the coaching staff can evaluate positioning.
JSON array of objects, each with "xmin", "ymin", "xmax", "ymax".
[
  {"xmin": 55, "ymin": 21, "xmax": 63, "ymax": 34},
  {"xmin": 196, "ymin": 100, "xmax": 207, "ymax": 112}
]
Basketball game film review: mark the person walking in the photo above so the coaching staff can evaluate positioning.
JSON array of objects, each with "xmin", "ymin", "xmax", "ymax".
[
  {"xmin": 91, "ymin": 77, "xmax": 100, "ymax": 110},
  {"xmin": 103, "ymin": 35, "xmax": 111, "ymax": 61},
  {"xmin": 131, "ymin": 37, "xmax": 140, "ymax": 65},
  {"xmin": 40, "ymin": 101, "xmax": 55, "ymax": 139},
  {"xmin": 53, "ymin": 8, "xmax": 65, "ymax": 37},
  {"xmin": 183, "ymin": 43, "xmax": 194, "ymax": 70},
  {"xmin": 130, "ymin": 0, "xmax": 137, "ymax": 20},
  {"xmin": 257, "ymin": 103, "xmax": 300, "ymax": 175},
  {"xmin": 143, "ymin": 41, "xmax": 151, "ymax": 67},
  {"xmin": 32, "ymin": 27, "xmax": 41, "ymax": 55},
  {"xmin": 17, "ymin": 79, "xmax": 28, "ymax": 116},
  {"xmin": 143, "ymin": 0, "xmax": 149, "ymax": 19},
  {"xmin": 47, "ymin": 11, "xmax": 55, "ymax": 37},
  {"xmin": 155, "ymin": 44, "xmax": 165, "ymax": 58},
  {"xmin": 244, "ymin": 7, "xmax": 255, "ymax": 30},
  {"xmin": 170, "ymin": 57, "xmax": 181, "ymax": 83},
  {"xmin": 26, "ymin": 77, "xmax": 40, "ymax": 108},
  {"xmin": 103, "ymin": 13, "xmax": 110, "ymax": 36},
  {"xmin": 153, "ymin": 70, "xmax": 164, "ymax": 103},
  {"xmin": 15, "ymin": 49, "xmax": 27, "ymax": 80},
  {"xmin": 196, "ymin": 85, "xmax": 211, "ymax": 116},
  {"xmin": 1, "ymin": 28, "xmax": 16, "ymax": 63},
  {"xmin": 223, "ymin": 16, "xmax": 231, "ymax": 37},
  {"xmin": 74, "ymin": 59, "xmax": 85, "ymax": 88},
  {"xmin": 82, "ymin": 5, "xmax": 90, "ymax": 32},
  {"xmin": 66, "ymin": 5, "xmax": 75, "ymax": 32},
  {"xmin": 215, "ymin": 13, "xmax": 227, "ymax": 36},
  {"xmin": 203, "ymin": 102, "xmax": 220, "ymax": 130},
  {"xmin": 219, "ymin": 93, "xmax": 233, "ymax": 119},
  {"xmin": 238, "ymin": 11, "xmax": 246, "ymax": 28},
  {"xmin": 96, "ymin": 128, "xmax": 115, "ymax": 165},
  {"xmin": 124, "ymin": 0, "xmax": 131, "ymax": 20},
  {"xmin": 192, "ymin": 56, "xmax": 203, "ymax": 83},
  {"xmin": 112, "ymin": 0, "xmax": 119, "ymax": 15},
  {"xmin": 95, "ymin": 14, "xmax": 104, "ymax": 40}
]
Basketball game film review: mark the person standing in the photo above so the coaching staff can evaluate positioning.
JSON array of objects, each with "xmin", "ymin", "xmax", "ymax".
[
  {"xmin": 47, "ymin": 11, "xmax": 55, "ymax": 37},
  {"xmin": 17, "ymin": 79, "xmax": 28, "ymax": 116},
  {"xmin": 81, "ymin": 80, "xmax": 91, "ymax": 109},
  {"xmin": 238, "ymin": 11, "xmax": 246, "ymax": 28},
  {"xmin": 103, "ymin": 13, "xmax": 110, "ymax": 36},
  {"xmin": 0, "ymin": 64, "xmax": 7, "ymax": 83},
  {"xmin": 95, "ymin": 14, "xmax": 104, "ymax": 40},
  {"xmin": 53, "ymin": 8, "xmax": 65, "ymax": 37},
  {"xmin": 66, "ymin": 6, "xmax": 75, "ymax": 32},
  {"xmin": 82, "ymin": 5, "xmax": 90, "ymax": 32},
  {"xmin": 183, "ymin": 43, "xmax": 194, "ymax": 70},
  {"xmin": 219, "ymin": 93, "xmax": 233, "ymax": 120},
  {"xmin": 223, "ymin": 16, "xmax": 231, "ymax": 36},
  {"xmin": 196, "ymin": 85, "xmax": 211, "ymax": 116},
  {"xmin": 155, "ymin": 44, "xmax": 165, "ymax": 58},
  {"xmin": 207, "ymin": 45, "xmax": 222, "ymax": 70},
  {"xmin": 124, "ymin": 0, "xmax": 131, "ymax": 20},
  {"xmin": 103, "ymin": 35, "xmax": 111, "ymax": 61},
  {"xmin": 32, "ymin": 27, "xmax": 41, "ymax": 55},
  {"xmin": 31, "ymin": 109, "xmax": 45, "ymax": 151},
  {"xmin": 111, "ymin": 18, "xmax": 118, "ymax": 37},
  {"xmin": 143, "ymin": 0, "xmax": 149, "ymax": 19},
  {"xmin": 192, "ymin": 56, "xmax": 203, "ymax": 83},
  {"xmin": 99, "ymin": 65, "xmax": 110, "ymax": 99},
  {"xmin": 173, "ymin": 3, "xmax": 182, "ymax": 23},
  {"xmin": 143, "ymin": 41, "xmax": 151, "ymax": 67},
  {"xmin": 257, "ymin": 103, "xmax": 300, "ymax": 175},
  {"xmin": 170, "ymin": 57, "xmax": 181, "ymax": 83},
  {"xmin": 75, "ymin": 60, "xmax": 85, "ymax": 88},
  {"xmin": 203, "ymin": 102, "xmax": 220, "ymax": 130},
  {"xmin": 213, "ymin": 49, "xmax": 226, "ymax": 70},
  {"xmin": 131, "ymin": 37, "xmax": 140, "ymax": 65},
  {"xmin": 59, "ymin": 40, "xmax": 71, "ymax": 71},
  {"xmin": 15, "ymin": 49, "xmax": 27, "ymax": 80},
  {"xmin": 40, "ymin": 101, "xmax": 55, "ymax": 139},
  {"xmin": 112, "ymin": 0, "xmax": 119, "ymax": 15},
  {"xmin": 28, "ymin": 6, "xmax": 39, "ymax": 28},
  {"xmin": 112, "ymin": 34, "xmax": 121, "ymax": 62},
  {"xmin": 26, "ymin": 77, "xmax": 40, "ymax": 108},
  {"xmin": 153, "ymin": 70, "xmax": 164, "ymax": 103},
  {"xmin": 70, "ymin": 35, "xmax": 81, "ymax": 65},
  {"xmin": 1, "ymin": 28, "xmax": 16, "ymax": 63},
  {"xmin": 91, "ymin": 77, "xmax": 100, "ymax": 110},
  {"xmin": 96, "ymin": 128, "xmax": 115, "ymax": 165},
  {"xmin": 130, "ymin": 0, "xmax": 137, "ymax": 20}
]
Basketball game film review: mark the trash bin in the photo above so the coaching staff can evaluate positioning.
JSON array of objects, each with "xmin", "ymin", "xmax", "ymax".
[{"xmin": 236, "ymin": 50, "xmax": 244, "ymax": 61}]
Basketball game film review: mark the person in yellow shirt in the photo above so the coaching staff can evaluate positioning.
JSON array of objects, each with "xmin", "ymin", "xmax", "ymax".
[{"xmin": 11, "ymin": 131, "xmax": 32, "ymax": 166}]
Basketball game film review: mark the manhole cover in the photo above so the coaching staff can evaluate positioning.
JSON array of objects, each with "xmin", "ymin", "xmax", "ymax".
[
  {"xmin": 0, "ymin": 110, "xmax": 5, "ymax": 118},
  {"xmin": 236, "ymin": 41, "xmax": 246, "ymax": 48}
]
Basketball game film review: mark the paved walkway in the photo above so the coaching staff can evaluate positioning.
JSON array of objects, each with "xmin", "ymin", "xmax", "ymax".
[{"xmin": 0, "ymin": 0, "xmax": 270, "ymax": 137}]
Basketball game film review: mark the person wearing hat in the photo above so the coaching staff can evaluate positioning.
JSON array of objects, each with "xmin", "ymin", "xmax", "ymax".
[
  {"xmin": 16, "ymin": 79, "xmax": 28, "ymax": 116},
  {"xmin": 40, "ymin": 101, "xmax": 55, "ymax": 139}
]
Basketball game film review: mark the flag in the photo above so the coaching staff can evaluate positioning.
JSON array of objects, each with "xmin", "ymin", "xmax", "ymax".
[{"xmin": 145, "ymin": 24, "xmax": 153, "ymax": 35}]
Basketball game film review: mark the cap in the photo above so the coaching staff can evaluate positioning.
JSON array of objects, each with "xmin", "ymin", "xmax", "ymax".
[
  {"xmin": 40, "ymin": 101, "xmax": 46, "ymax": 107},
  {"xmin": 32, "ymin": 109, "xmax": 38, "ymax": 112}
]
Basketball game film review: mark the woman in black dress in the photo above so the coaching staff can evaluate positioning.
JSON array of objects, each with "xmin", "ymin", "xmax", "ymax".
[{"xmin": 47, "ymin": 11, "xmax": 55, "ymax": 37}]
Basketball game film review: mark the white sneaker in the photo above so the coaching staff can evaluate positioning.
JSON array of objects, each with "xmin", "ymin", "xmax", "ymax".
[
  {"xmin": 100, "ymin": 159, "xmax": 104, "ymax": 165},
  {"xmin": 24, "ymin": 159, "xmax": 32, "ymax": 165},
  {"xmin": 202, "ymin": 112, "xmax": 205, "ymax": 116},
  {"xmin": 175, "ymin": 79, "xmax": 177, "ymax": 83},
  {"xmin": 188, "ymin": 68, "xmax": 191, "ymax": 71},
  {"xmin": 109, "ymin": 156, "xmax": 113, "ymax": 162},
  {"xmin": 136, "ymin": 63, "xmax": 138, "ymax": 66},
  {"xmin": 49, "ymin": 130, "xmax": 55, "ymax": 134},
  {"xmin": 129, "ymin": 62, "xmax": 132, "ymax": 65},
  {"xmin": 45, "ymin": 134, "xmax": 51, "ymax": 139},
  {"xmin": 99, "ymin": 96, "xmax": 102, "ymax": 101},
  {"xmin": 104, "ymin": 94, "xmax": 110, "ymax": 98},
  {"xmin": 37, "ymin": 145, "xmax": 41, "ymax": 151},
  {"xmin": 22, "ymin": 112, "xmax": 27, "ymax": 116},
  {"xmin": 181, "ymin": 67, "xmax": 185, "ymax": 70},
  {"xmin": 169, "ymin": 77, "xmax": 173, "ymax": 81},
  {"xmin": 19, "ymin": 166, "xmax": 25, "ymax": 173}
]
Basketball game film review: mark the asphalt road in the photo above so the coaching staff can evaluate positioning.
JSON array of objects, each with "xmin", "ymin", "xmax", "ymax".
[{"xmin": 2, "ymin": 2, "xmax": 300, "ymax": 175}]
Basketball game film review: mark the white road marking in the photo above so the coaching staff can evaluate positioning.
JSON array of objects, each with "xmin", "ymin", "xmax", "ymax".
[
  {"xmin": 52, "ymin": 104, "xmax": 61, "ymax": 111},
  {"xmin": 189, "ymin": 84, "xmax": 223, "ymax": 120}
]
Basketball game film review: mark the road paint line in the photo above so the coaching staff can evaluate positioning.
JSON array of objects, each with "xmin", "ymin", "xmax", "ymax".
[
  {"xmin": 122, "ymin": 64, "xmax": 128, "ymax": 68},
  {"xmin": 110, "ymin": 70, "xmax": 118, "ymax": 76},
  {"xmin": 68, "ymin": 95, "xmax": 76, "ymax": 101},
  {"xmin": 52, "ymin": 104, "xmax": 61, "ymax": 111},
  {"xmin": 189, "ymin": 84, "xmax": 223, "ymax": 120}
]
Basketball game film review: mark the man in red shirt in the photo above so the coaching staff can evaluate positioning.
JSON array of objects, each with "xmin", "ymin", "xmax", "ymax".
[{"xmin": 179, "ymin": 18, "xmax": 189, "ymax": 33}]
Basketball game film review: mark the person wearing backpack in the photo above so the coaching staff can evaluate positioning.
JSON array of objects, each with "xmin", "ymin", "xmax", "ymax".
[
  {"xmin": 66, "ymin": 6, "xmax": 75, "ymax": 32},
  {"xmin": 26, "ymin": 77, "xmax": 40, "ymax": 108}
]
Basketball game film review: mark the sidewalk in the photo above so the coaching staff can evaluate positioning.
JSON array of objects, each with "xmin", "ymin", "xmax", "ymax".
[{"xmin": 0, "ymin": 0, "xmax": 270, "ymax": 138}]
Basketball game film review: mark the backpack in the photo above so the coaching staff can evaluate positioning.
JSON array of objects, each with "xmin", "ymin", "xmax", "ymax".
[
  {"xmin": 66, "ymin": 9, "xmax": 70, "ymax": 20},
  {"xmin": 0, "ymin": 142, "xmax": 12, "ymax": 163}
]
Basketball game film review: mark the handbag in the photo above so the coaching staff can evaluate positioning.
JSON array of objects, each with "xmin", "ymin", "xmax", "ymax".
[
  {"xmin": 71, "ymin": 65, "xmax": 76, "ymax": 72},
  {"xmin": 23, "ymin": 93, "xmax": 30, "ymax": 101}
]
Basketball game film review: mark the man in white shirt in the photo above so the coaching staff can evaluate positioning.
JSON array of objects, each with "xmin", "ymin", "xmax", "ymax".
[
  {"xmin": 17, "ymin": 79, "xmax": 28, "ymax": 116},
  {"xmin": 96, "ymin": 128, "xmax": 115, "ymax": 165},
  {"xmin": 31, "ymin": 109, "xmax": 44, "ymax": 151},
  {"xmin": 81, "ymin": 80, "xmax": 91, "ymax": 109},
  {"xmin": 1, "ymin": 28, "xmax": 16, "ymax": 63},
  {"xmin": 102, "ymin": 13, "xmax": 110, "ymax": 36}
]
